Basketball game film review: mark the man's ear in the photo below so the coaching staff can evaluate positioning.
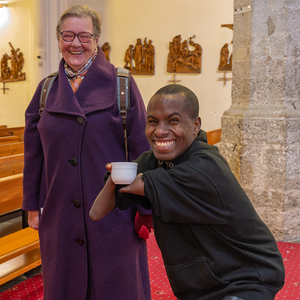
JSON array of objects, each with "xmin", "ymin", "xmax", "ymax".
[{"xmin": 193, "ymin": 117, "xmax": 201, "ymax": 136}]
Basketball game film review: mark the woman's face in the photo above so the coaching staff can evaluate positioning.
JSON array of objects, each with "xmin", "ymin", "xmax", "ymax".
[{"xmin": 58, "ymin": 16, "xmax": 99, "ymax": 71}]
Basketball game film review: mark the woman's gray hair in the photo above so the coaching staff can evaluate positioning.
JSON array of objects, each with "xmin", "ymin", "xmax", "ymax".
[{"xmin": 56, "ymin": 4, "xmax": 102, "ymax": 40}]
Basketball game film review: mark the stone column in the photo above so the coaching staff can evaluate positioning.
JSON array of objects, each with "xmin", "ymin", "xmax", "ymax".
[{"xmin": 219, "ymin": 0, "xmax": 300, "ymax": 240}]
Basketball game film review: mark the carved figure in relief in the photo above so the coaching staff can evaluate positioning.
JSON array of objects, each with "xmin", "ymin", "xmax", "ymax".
[
  {"xmin": 167, "ymin": 35, "xmax": 202, "ymax": 73},
  {"xmin": 218, "ymin": 24, "xmax": 233, "ymax": 72},
  {"xmin": 10, "ymin": 49, "xmax": 19, "ymax": 79},
  {"xmin": 124, "ymin": 45, "xmax": 134, "ymax": 70},
  {"xmin": 133, "ymin": 38, "xmax": 144, "ymax": 71},
  {"xmin": 173, "ymin": 35, "xmax": 181, "ymax": 54},
  {"xmin": 146, "ymin": 40, "xmax": 155, "ymax": 74},
  {"xmin": 0, "ymin": 42, "xmax": 26, "ymax": 82},
  {"xmin": 1, "ymin": 53, "xmax": 10, "ymax": 81},
  {"xmin": 101, "ymin": 42, "xmax": 111, "ymax": 61},
  {"xmin": 180, "ymin": 40, "xmax": 189, "ymax": 57},
  {"xmin": 143, "ymin": 39, "xmax": 149, "ymax": 71},
  {"xmin": 124, "ymin": 38, "xmax": 155, "ymax": 75},
  {"xmin": 17, "ymin": 52, "xmax": 25, "ymax": 80},
  {"xmin": 218, "ymin": 43, "xmax": 232, "ymax": 71}
]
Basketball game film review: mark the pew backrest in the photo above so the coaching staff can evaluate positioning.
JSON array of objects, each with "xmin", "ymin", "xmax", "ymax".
[
  {"xmin": 0, "ymin": 126, "xmax": 24, "ymax": 142},
  {"xmin": 206, "ymin": 129, "xmax": 221, "ymax": 145},
  {"xmin": 0, "ymin": 173, "xmax": 23, "ymax": 215},
  {"xmin": 0, "ymin": 154, "xmax": 24, "ymax": 178}
]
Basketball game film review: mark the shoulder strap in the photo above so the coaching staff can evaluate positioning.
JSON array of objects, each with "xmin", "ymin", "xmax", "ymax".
[
  {"xmin": 39, "ymin": 71, "xmax": 58, "ymax": 116},
  {"xmin": 116, "ymin": 67, "xmax": 131, "ymax": 162},
  {"xmin": 38, "ymin": 69, "xmax": 131, "ymax": 161}
]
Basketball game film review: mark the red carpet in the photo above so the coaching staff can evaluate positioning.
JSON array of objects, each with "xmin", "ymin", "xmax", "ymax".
[{"xmin": 0, "ymin": 233, "xmax": 299, "ymax": 300}]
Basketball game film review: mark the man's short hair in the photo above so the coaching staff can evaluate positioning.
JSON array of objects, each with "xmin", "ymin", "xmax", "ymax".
[{"xmin": 153, "ymin": 84, "xmax": 199, "ymax": 119}]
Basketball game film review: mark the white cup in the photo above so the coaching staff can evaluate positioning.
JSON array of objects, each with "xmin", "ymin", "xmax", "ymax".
[{"xmin": 111, "ymin": 162, "xmax": 138, "ymax": 185}]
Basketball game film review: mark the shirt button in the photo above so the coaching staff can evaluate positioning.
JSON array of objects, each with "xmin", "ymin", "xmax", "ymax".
[
  {"xmin": 77, "ymin": 239, "xmax": 84, "ymax": 246},
  {"xmin": 77, "ymin": 117, "xmax": 84, "ymax": 124},
  {"xmin": 73, "ymin": 200, "xmax": 81, "ymax": 208},
  {"xmin": 69, "ymin": 158, "xmax": 78, "ymax": 166}
]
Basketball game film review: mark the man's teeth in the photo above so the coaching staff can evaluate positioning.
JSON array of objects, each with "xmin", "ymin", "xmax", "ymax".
[
  {"xmin": 70, "ymin": 51, "xmax": 83, "ymax": 54},
  {"xmin": 155, "ymin": 141, "xmax": 175, "ymax": 148}
]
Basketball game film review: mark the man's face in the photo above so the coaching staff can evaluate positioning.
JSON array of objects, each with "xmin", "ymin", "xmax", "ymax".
[{"xmin": 145, "ymin": 93, "xmax": 201, "ymax": 163}]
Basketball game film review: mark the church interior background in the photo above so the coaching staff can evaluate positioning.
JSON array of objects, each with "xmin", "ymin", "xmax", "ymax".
[
  {"xmin": 1, "ymin": 0, "xmax": 299, "ymax": 243},
  {"xmin": 0, "ymin": 0, "xmax": 233, "ymax": 132},
  {"xmin": 1, "ymin": 0, "xmax": 300, "ymax": 297}
]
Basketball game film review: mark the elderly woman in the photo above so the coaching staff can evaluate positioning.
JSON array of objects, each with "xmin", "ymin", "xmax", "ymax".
[{"xmin": 22, "ymin": 4, "xmax": 151, "ymax": 300}]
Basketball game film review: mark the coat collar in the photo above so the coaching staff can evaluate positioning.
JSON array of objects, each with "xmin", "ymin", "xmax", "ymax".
[
  {"xmin": 44, "ymin": 48, "xmax": 117, "ymax": 117},
  {"xmin": 153, "ymin": 130, "xmax": 212, "ymax": 168}
]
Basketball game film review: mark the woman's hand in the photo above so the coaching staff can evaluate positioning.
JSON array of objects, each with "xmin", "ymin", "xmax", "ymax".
[
  {"xmin": 119, "ymin": 173, "xmax": 145, "ymax": 196},
  {"xmin": 28, "ymin": 210, "xmax": 39, "ymax": 230}
]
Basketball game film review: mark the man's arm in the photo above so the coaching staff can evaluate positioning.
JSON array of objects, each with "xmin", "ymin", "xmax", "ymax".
[
  {"xmin": 89, "ymin": 176, "xmax": 116, "ymax": 221},
  {"xmin": 119, "ymin": 173, "xmax": 145, "ymax": 196}
]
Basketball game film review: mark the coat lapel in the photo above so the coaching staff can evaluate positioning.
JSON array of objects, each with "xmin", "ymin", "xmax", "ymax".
[{"xmin": 44, "ymin": 48, "xmax": 117, "ymax": 117}]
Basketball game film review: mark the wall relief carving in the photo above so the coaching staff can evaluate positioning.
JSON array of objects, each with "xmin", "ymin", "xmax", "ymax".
[
  {"xmin": 101, "ymin": 42, "xmax": 111, "ymax": 61},
  {"xmin": 218, "ymin": 24, "xmax": 233, "ymax": 71},
  {"xmin": 167, "ymin": 35, "xmax": 202, "ymax": 73},
  {"xmin": 1, "ymin": 42, "xmax": 25, "ymax": 83},
  {"xmin": 124, "ymin": 38, "xmax": 155, "ymax": 75}
]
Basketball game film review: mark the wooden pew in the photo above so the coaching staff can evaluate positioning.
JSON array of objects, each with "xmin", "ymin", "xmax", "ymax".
[
  {"xmin": 0, "ymin": 136, "xmax": 20, "ymax": 144},
  {"xmin": 0, "ymin": 173, "xmax": 23, "ymax": 215},
  {"xmin": 0, "ymin": 125, "xmax": 7, "ymax": 129},
  {"xmin": 0, "ymin": 137, "xmax": 41, "ymax": 285},
  {"xmin": 206, "ymin": 129, "xmax": 221, "ymax": 145},
  {"xmin": 0, "ymin": 154, "xmax": 24, "ymax": 178},
  {"xmin": 0, "ymin": 172, "xmax": 41, "ymax": 285},
  {"xmin": 0, "ymin": 126, "xmax": 25, "ymax": 142},
  {"xmin": 0, "ymin": 142, "xmax": 24, "ymax": 157},
  {"xmin": 0, "ymin": 227, "xmax": 41, "ymax": 285}
]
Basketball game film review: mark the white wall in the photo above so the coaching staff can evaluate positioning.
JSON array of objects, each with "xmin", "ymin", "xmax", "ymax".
[
  {"xmin": 0, "ymin": 0, "xmax": 66, "ymax": 127},
  {"xmin": 68, "ymin": 0, "xmax": 234, "ymax": 131},
  {"xmin": 0, "ymin": 0, "xmax": 233, "ymax": 130},
  {"xmin": 0, "ymin": 0, "xmax": 32, "ymax": 127}
]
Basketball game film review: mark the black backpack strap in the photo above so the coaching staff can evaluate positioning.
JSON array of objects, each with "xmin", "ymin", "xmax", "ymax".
[
  {"xmin": 116, "ymin": 67, "xmax": 131, "ymax": 162},
  {"xmin": 39, "ymin": 71, "xmax": 58, "ymax": 116}
]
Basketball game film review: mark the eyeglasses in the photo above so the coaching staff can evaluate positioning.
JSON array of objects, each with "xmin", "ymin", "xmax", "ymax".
[{"xmin": 60, "ymin": 31, "xmax": 94, "ymax": 43}]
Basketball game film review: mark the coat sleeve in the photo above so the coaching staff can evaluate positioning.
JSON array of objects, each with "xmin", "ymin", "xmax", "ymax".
[
  {"xmin": 22, "ymin": 80, "xmax": 45, "ymax": 211},
  {"xmin": 142, "ymin": 163, "xmax": 229, "ymax": 225}
]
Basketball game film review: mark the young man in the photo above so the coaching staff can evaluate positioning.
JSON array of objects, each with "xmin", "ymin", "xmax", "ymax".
[{"xmin": 90, "ymin": 84, "xmax": 285, "ymax": 300}]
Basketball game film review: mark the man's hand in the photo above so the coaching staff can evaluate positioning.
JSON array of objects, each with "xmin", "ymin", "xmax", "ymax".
[
  {"xmin": 89, "ymin": 176, "xmax": 116, "ymax": 221},
  {"xmin": 119, "ymin": 173, "xmax": 145, "ymax": 196},
  {"xmin": 28, "ymin": 210, "xmax": 39, "ymax": 230}
]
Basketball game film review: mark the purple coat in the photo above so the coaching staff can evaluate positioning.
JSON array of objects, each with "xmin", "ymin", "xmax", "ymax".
[{"xmin": 22, "ymin": 49, "xmax": 151, "ymax": 300}]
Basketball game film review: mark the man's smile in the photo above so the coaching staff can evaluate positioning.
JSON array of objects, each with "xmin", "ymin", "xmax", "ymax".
[{"xmin": 154, "ymin": 140, "xmax": 175, "ymax": 150}]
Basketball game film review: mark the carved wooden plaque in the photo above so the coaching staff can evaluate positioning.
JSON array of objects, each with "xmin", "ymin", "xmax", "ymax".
[
  {"xmin": 218, "ymin": 43, "xmax": 232, "ymax": 71},
  {"xmin": 1, "ymin": 42, "xmax": 26, "ymax": 83},
  {"xmin": 124, "ymin": 38, "xmax": 155, "ymax": 75},
  {"xmin": 167, "ymin": 35, "xmax": 202, "ymax": 73},
  {"xmin": 218, "ymin": 24, "xmax": 233, "ymax": 71}
]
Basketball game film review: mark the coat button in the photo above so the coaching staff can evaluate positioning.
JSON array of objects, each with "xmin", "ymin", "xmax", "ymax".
[
  {"xmin": 77, "ymin": 117, "xmax": 84, "ymax": 124},
  {"xmin": 77, "ymin": 239, "xmax": 84, "ymax": 246},
  {"xmin": 73, "ymin": 200, "xmax": 81, "ymax": 208},
  {"xmin": 69, "ymin": 158, "xmax": 78, "ymax": 166}
]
